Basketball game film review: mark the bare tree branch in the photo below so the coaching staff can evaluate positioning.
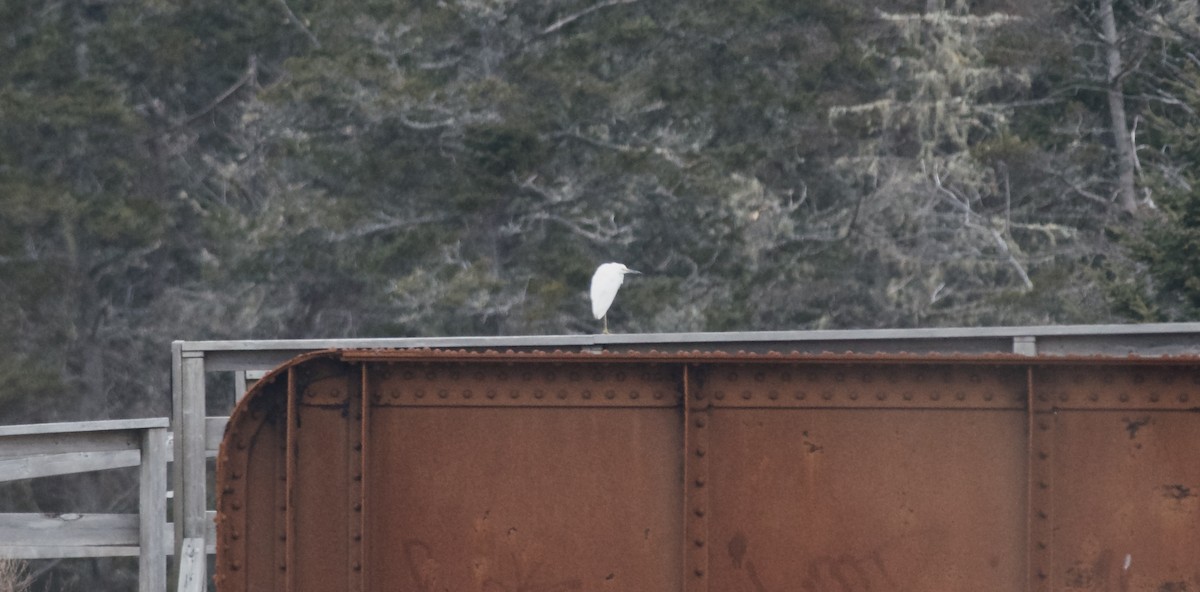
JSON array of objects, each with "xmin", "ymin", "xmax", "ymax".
[{"xmin": 541, "ymin": 0, "xmax": 640, "ymax": 35}]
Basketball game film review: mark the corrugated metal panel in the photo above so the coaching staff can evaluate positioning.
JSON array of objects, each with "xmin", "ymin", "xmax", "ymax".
[{"xmin": 215, "ymin": 349, "xmax": 1200, "ymax": 591}]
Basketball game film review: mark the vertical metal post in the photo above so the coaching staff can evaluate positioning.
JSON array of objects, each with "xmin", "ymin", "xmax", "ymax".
[
  {"xmin": 139, "ymin": 426, "xmax": 168, "ymax": 592},
  {"xmin": 683, "ymin": 365, "xmax": 709, "ymax": 592},
  {"xmin": 1027, "ymin": 366, "xmax": 1053, "ymax": 591},
  {"xmin": 358, "ymin": 364, "xmax": 371, "ymax": 590},
  {"xmin": 176, "ymin": 350, "xmax": 208, "ymax": 563},
  {"xmin": 285, "ymin": 367, "xmax": 298, "ymax": 592}
]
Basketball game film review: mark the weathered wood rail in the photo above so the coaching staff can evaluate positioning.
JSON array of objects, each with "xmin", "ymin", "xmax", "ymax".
[{"xmin": 0, "ymin": 419, "xmax": 168, "ymax": 591}]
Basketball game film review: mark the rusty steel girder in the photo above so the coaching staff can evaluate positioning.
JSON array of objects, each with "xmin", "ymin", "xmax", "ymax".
[{"xmin": 215, "ymin": 349, "xmax": 1200, "ymax": 592}]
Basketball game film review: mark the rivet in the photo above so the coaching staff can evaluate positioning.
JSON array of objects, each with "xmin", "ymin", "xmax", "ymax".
[
  {"xmin": 450, "ymin": 371, "xmax": 461, "ymax": 381},
  {"xmin": 834, "ymin": 372, "xmax": 845, "ymax": 382},
  {"xmin": 970, "ymin": 373, "xmax": 981, "ymax": 383},
  {"xmin": 280, "ymin": 533, "xmax": 287, "ymax": 541},
  {"xmin": 693, "ymin": 507, "xmax": 705, "ymax": 517},
  {"xmin": 557, "ymin": 390, "xmax": 568, "ymax": 400},
  {"xmin": 582, "ymin": 390, "xmax": 593, "ymax": 400},
  {"xmin": 232, "ymin": 501, "xmax": 241, "ymax": 510},
  {"xmin": 463, "ymin": 390, "xmax": 473, "ymax": 399},
  {"xmin": 1059, "ymin": 392, "xmax": 1069, "ymax": 402},
  {"xmin": 1038, "ymin": 451, "xmax": 1048, "ymax": 460},
  {"xmin": 616, "ymin": 372, "xmax": 626, "ymax": 382},
  {"xmin": 279, "ymin": 504, "xmax": 287, "ymax": 511},
  {"xmin": 902, "ymin": 392, "xmax": 913, "ymax": 401},
  {"xmin": 279, "ymin": 564, "xmax": 286, "ymax": 572},
  {"xmin": 876, "ymin": 392, "xmax": 886, "ymax": 401},
  {"xmin": 353, "ymin": 562, "xmax": 362, "ymax": 571},
  {"xmin": 438, "ymin": 389, "xmax": 449, "ymax": 399},
  {"xmin": 1119, "ymin": 393, "xmax": 1129, "ymax": 402},
  {"xmin": 1088, "ymin": 392, "xmax": 1098, "ymax": 402},
  {"xmin": 695, "ymin": 391, "xmax": 706, "ymax": 400},
  {"xmin": 1037, "ymin": 393, "xmax": 1047, "ymax": 402},
  {"xmin": 653, "ymin": 391, "xmax": 664, "ymax": 400},
  {"xmin": 415, "ymin": 390, "xmax": 426, "ymax": 399},
  {"xmin": 605, "ymin": 390, "xmax": 616, "ymax": 400},
  {"xmin": 353, "ymin": 502, "xmax": 362, "ymax": 512},
  {"xmin": 1037, "ymin": 510, "xmax": 1047, "ymax": 519},
  {"xmin": 1180, "ymin": 393, "xmax": 1189, "ymax": 402},
  {"xmin": 390, "ymin": 389, "xmax": 401, "ymax": 399},
  {"xmin": 353, "ymin": 474, "xmax": 362, "ymax": 482},
  {"xmin": 695, "ymin": 478, "xmax": 706, "ymax": 487},
  {"xmin": 534, "ymin": 390, "xmax": 545, "ymax": 399},
  {"xmin": 694, "ymin": 539, "xmax": 705, "ymax": 547},
  {"xmin": 568, "ymin": 372, "xmax": 580, "ymax": 382},
  {"xmin": 848, "ymin": 392, "xmax": 859, "ymax": 401},
  {"xmin": 795, "ymin": 392, "xmax": 807, "ymax": 400},
  {"xmin": 424, "ymin": 370, "xmax": 436, "ymax": 380},
  {"xmin": 695, "ymin": 417, "xmax": 707, "ymax": 428},
  {"xmin": 231, "ymin": 471, "xmax": 241, "ymax": 480},
  {"xmin": 1038, "ymin": 481, "xmax": 1048, "ymax": 489},
  {"xmin": 955, "ymin": 392, "xmax": 966, "ymax": 401},
  {"xmin": 930, "ymin": 392, "xmax": 941, "ymax": 401},
  {"xmin": 781, "ymin": 371, "xmax": 793, "ymax": 382},
  {"xmin": 629, "ymin": 391, "xmax": 640, "ymax": 400},
  {"xmin": 1039, "ymin": 421, "xmax": 1049, "ymax": 431},
  {"xmin": 1036, "ymin": 541, "xmax": 1046, "ymax": 550},
  {"xmin": 714, "ymin": 391, "xmax": 725, "ymax": 400},
  {"xmin": 727, "ymin": 371, "xmax": 738, "ymax": 381},
  {"xmin": 984, "ymin": 392, "xmax": 994, "ymax": 401},
  {"xmin": 231, "ymin": 562, "xmax": 241, "ymax": 572},
  {"xmin": 353, "ymin": 533, "xmax": 362, "ymax": 541},
  {"xmin": 523, "ymin": 371, "xmax": 534, "ymax": 382},
  {"xmin": 821, "ymin": 392, "xmax": 833, "ymax": 401},
  {"xmin": 754, "ymin": 372, "xmax": 765, "ymax": 382},
  {"xmin": 695, "ymin": 569, "xmax": 705, "ymax": 577},
  {"xmin": 741, "ymin": 391, "xmax": 752, "ymax": 400},
  {"xmin": 354, "ymin": 442, "xmax": 362, "ymax": 451},
  {"xmin": 546, "ymin": 372, "xmax": 557, "ymax": 382},
  {"xmin": 223, "ymin": 486, "xmax": 234, "ymax": 494},
  {"xmin": 768, "ymin": 391, "xmax": 779, "ymax": 400},
  {"xmin": 1149, "ymin": 393, "xmax": 1160, "ymax": 403},
  {"xmin": 509, "ymin": 390, "xmax": 520, "ymax": 399},
  {"xmin": 236, "ymin": 440, "xmax": 246, "ymax": 450},
  {"xmin": 696, "ymin": 447, "xmax": 706, "ymax": 457},
  {"xmin": 593, "ymin": 372, "xmax": 604, "ymax": 382}
]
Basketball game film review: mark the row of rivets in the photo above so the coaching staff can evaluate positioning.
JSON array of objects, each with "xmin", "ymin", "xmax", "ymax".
[
  {"xmin": 377, "ymin": 388, "xmax": 669, "ymax": 401},
  {"xmin": 696, "ymin": 390, "xmax": 1007, "ymax": 402},
  {"xmin": 391, "ymin": 367, "xmax": 664, "ymax": 383}
]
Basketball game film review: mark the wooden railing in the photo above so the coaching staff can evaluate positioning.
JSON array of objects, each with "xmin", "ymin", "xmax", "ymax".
[{"xmin": 0, "ymin": 419, "xmax": 168, "ymax": 591}]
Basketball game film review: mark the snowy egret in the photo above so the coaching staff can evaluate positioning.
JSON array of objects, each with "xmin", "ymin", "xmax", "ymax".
[{"xmin": 590, "ymin": 262, "xmax": 641, "ymax": 334}]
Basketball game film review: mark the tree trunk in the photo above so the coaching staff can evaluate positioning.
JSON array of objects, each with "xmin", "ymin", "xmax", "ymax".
[{"xmin": 1099, "ymin": 0, "xmax": 1139, "ymax": 214}]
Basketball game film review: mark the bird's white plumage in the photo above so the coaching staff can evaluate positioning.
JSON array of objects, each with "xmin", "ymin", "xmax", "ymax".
[{"xmin": 590, "ymin": 262, "xmax": 637, "ymax": 320}]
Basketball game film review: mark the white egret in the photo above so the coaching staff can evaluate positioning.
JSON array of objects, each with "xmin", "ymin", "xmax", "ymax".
[{"xmin": 590, "ymin": 262, "xmax": 641, "ymax": 334}]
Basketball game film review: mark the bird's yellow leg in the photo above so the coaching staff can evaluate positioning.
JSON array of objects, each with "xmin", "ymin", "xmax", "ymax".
[{"xmin": 603, "ymin": 316, "xmax": 610, "ymax": 334}]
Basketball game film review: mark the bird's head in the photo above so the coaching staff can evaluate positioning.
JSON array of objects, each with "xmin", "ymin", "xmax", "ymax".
[{"xmin": 616, "ymin": 264, "xmax": 641, "ymax": 275}]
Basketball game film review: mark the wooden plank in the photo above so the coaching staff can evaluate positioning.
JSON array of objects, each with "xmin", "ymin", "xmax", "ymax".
[
  {"xmin": 0, "ymin": 513, "xmax": 138, "ymax": 546},
  {"xmin": 0, "ymin": 450, "xmax": 140, "ymax": 483},
  {"xmin": 177, "ymin": 537, "xmax": 206, "ymax": 592},
  {"xmin": 176, "ymin": 353, "xmax": 208, "ymax": 562},
  {"xmin": 0, "ymin": 418, "xmax": 168, "ymax": 437},
  {"xmin": 0, "ymin": 430, "xmax": 139, "ymax": 459},
  {"xmin": 140, "ymin": 427, "xmax": 167, "ymax": 592},
  {"xmin": 0, "ymin": 545, "xmax": 139, "ymax": 559},
  {"xmin": 205, "ymin": 416, "xmax": 229, "ymax": 453}
]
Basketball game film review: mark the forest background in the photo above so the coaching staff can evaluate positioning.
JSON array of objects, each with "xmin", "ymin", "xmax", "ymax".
[{"xmin": 1, "ymin": 0, "xmax": 1200, "ymax": 587}]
